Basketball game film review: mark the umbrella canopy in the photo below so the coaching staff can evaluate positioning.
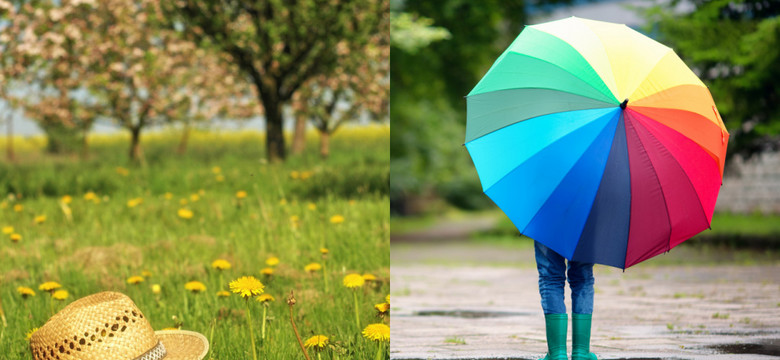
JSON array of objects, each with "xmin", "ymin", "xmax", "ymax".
[{"xmin": 465, "ymin": 17, "xmax": 729, "ymax": 269}]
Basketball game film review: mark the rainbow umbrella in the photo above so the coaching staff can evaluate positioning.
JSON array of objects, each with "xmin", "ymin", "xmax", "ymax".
[{"xmin": 465, "ymin": 17, "xmax": 729, "ymax": 269}]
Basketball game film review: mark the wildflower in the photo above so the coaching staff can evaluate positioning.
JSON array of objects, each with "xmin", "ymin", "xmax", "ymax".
[
  {"xmin": 61, "ymin": 195, "xmax": 72, "ymax": 204},
  {"xmin": 304, "ymin": 263, "xmax": 322, "ymax": 273},
  {"xmin": 142, "ymin": 270, "xmax": 153, "ymax": 278},
  {"xmin": 300, "ymin": 171, "xmax": 313, "ymax": 180},
  {"xmin": 189, "ymin": 194, "xmax": 200, "ymax": 202},
  {"xmin": 343, "ymin": 274, "xmax": 365, "ymax": 288},
  {"xmin": 13, "ymin": 204, "xmax": 23, "ymax": 212},
  {"xmin": 2, "ymin": 226, "xmax": 12, "ymax": 234},
  {"xmin": 177, "ymin": 208, "xmax": 194, "ymax": 219},
  {"xmin": 164, "ymin": 192, "xmax": 173, "ymax": 200},
  {"xmin": 329, "ymin": 214, "xmax": 344, "ymax": 224},
  {"xmin": 375, "ymin": 302, "xmax": 390, "ymax": 314},
  {"xmin": 349, "ymin": 199, "xmax": 356, "ymax": 206},
  {"xmin": 260, "ymin": 267, "xmax": 274, "ymax": 276},
  {"xmin": 34, "ymin": 215, "xmax": 46, "ymax": 224},
  {"xmin": 179, "ymin": 198, "xmax": 188, "ymax": 205},
  {"xmin": 215, "ymin": 175, "xmax": 225, "ymax": 182},
  {"xmin": 151, "ymin": 284, "xmax": 161, "ymax": 294},
  {"xmin": 162, "ymin": 327, "xmax": 179, "ymax": 331},
  {"xmin": 127, "ymin": 276, "xmax": 145, "ymax": 285},
  {"xmin": 304, "ymin": 335, "xmax": 329, "ymax": 351},
  {"xmin": 211, "ymin": 259, "xmax": 232, "ymax": 270},
  {"xmin": 10, "ymin": 233, "xmax": 21, "ymax": 243},
  {"xmin": 39, "ymin": 282, "xmax": 62, "ymax": 292},
  {"xmin": 52, "ymin": 290, "xmax": 69, "ymax": 301},
  {"xmin": 362, "ymin": 323, "xmax": 390, "ymax": 342},
  {"xmin": 212, "ymin": 166, "xmax": 221, "ymax": 174},
  {"xmin": 320, "ymin": 247, "xmax": 329, "ymax": 255},
  {"xmin": 216, "ymin": 291, "xmax": 230, "ymax": 297},
  {"xmin": 84, "ymin": 192, "xmax": 98, "ymax": 201},
  {"xmin": 25, "ymin": 327, "xmax": 39, "ymax": 341},
  {"xmin": 185, "ymin": 281, "xmax": 207, "ymax": 293},
  {"xmin": 198, "ymin": 189, "xmax": 205, "ymax": 196},
  {"xmin": 235, "ymin": 190, "xmax": 247, "ymax": 199},
  {"xmin": 115, "ymin": 166, "xmax": 129, "ymax": 176},
  {"xmin": 17, "ymin": 286, "xmax": 35, "ymax": 298},
  {"xmin": 290, "ymin": 170, "xmax": 300, "ymax": 179},
  {"xmin": 363, "ymin": 273, "xmax": 377, "ymax": 282},
  {"xmin": 386, "ymin": 295, "xmax": 390, "ymax": 303},
  {"xmin": 290, "ymin": 215, "xmax": 299, "ymax": 223},
  {"xmin": 229, "ymin": 276, "xmax": 264, "ymax": 298},
  {"xmin": 307, "ymin": 203, "xmax": 317, "ymax": 211},
  {"xmin": 265, "ymin": 257, "xmax": 279, "ymax": 267},
  {"xmin": 278, "ymin": 199, "xmax": 287, "ymax": 206},
  {"xmin": 127, "ymin": 198, "xmax": 143, "ymax": 208},
  {"xmin": 256, "ymin": 294, "xmax": 275, "ymax": 303}
]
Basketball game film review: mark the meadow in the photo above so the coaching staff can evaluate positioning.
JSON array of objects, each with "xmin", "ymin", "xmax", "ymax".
[{"xmin": 0, "ymin": 125, "xmax": 390, "ymax": 359}]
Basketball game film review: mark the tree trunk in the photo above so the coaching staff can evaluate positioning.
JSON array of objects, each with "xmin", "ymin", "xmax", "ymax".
[
  {"xmin": 177, "ymin": 123, "xmax": 191, "ymax": 155},
  {"xmin": 264, "ymin": 99, "xmax": 286, "ymax": 162},
  {"xmin": 80, "ymin": 126, "xmax": 89, "ymax": 160},
  {"xmin": 319, "ymin": 130, "xmax": 330, "ymax": 159},
  {"xmin": 5, "ymin": 114, "xmax": 14, "ymax": 162},
  {"xmin": 291, "ymin": 115, "xmax": 307, "ymax": 155},
  {"xmin": 129, "ymin": 126, "xmax": 143, "ymax": 163}
]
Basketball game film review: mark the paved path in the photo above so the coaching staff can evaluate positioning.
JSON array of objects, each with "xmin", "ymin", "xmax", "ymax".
[{"xmin": 391, "ymin": 242, "xmax": 780, "ymax": 360}]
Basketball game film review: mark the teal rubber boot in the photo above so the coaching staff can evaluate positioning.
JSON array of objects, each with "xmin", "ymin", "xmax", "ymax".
[
  {"xmin": 571, "ymin": 313, "xmax": 597, "ymax": 360},
  {"xmin": 539, "ymin": 313, "xmax": 568, "ymax": 360}
]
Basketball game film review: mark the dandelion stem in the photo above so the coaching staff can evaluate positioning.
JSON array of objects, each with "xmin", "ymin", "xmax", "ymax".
[
  {"xmin": 352, "ymin": 290, "xmax": 360, "ymax": 330},
  {"xmin": 322, "ymin": 261, "xmax": 329, "ymax": 292},
  {"xmin": 375, "ymin": 342, "xmax": 383, "ymax": 360},
  {"xmin": 261, "ymin": 306, "xmax": 267, "ymax": 340},
  {"xmin": 245, "ymin": 300, "xmax": 258, "ymax": 360},
  {"xmin": 287, "ymin": 291, "xmax": 311, "ymax": 360},
  {"xmin": 0, "ymin": 292, "xmax": 6, "ymax": 328},
  {"xmin": 208, "ymin": 318, "xmax": 216, "ymax": 353}
]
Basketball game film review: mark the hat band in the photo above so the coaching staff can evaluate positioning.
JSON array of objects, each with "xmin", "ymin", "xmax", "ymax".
[{"xmin": 133, "ymin": 341, "xmax": 167, "ymax": 360}]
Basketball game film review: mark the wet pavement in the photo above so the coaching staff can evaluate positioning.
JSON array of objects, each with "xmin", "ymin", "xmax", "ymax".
[{"xmin": 390, "ymin": 242, "xmax": 780, "ymax": 360}]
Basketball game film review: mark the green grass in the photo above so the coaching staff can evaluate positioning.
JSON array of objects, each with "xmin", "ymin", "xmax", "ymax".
[{"xmin": 0, "ymin": 126, "xmax": 390, "ymax": 359}]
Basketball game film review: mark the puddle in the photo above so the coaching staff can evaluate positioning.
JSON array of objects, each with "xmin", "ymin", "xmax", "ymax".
[
  {"xmin": 705, "ymin": 338, "xmax": 780, "ymax": 356},
  {"xmin": 413, "ymin": 310, "xmax": 532, "ymax": 318}
]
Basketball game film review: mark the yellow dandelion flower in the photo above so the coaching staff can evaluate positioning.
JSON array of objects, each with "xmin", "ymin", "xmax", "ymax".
[
  {"xmin": 2, "ymin": 226, "xmax": 13, "ymax": 234},
  {"xmin": 290, "ymin": 170, "xmax": 300, "ymax": 179},
  {"xmin": 151, "ymin": 284, "xmax": 161, "ymax": 294},
  {"xmin": 260, "ymin": 267, "xmax": 274, "ymax": 276},
  {"xmin": 17, "ymin": 286, "xmax": 35, "ymax": 298},
  {"xmin": 215, "ymin": 175, "xmax": 225, "ymax": 182},
  {"xmin": 304, "ymin": 263, "xmax": 322, "ymax": 273},
  {"xmin": 290, "ymin": 215, "xmax": 299, "ymax": 223},
  {"xmin": 348, "ymin": 199, "xmax": 356, "ymax": 206},
  {"xmin": 229, "ymin": 276, "xmax": 264, "ymax": 298},
  {"xmin": 278, "ymin": 198, "xmax": 287, "ymax": 206},
  {"xmin": 386, "ymin": 295, "xmax": 390, "ymax": 303},
  {"xmin": 320, "ymin": 247, "xmax": 329, "ymax": 254},
  {"xmin": 25, "ymin": 327, "xmax": 39, "ymax": 341},
  {"xmin": 13, "ymin": 204, "xmax": 23, "ymax": 212},
  {"xmin": 300, "ymin": 171, "xmax": 313, "ymax": 180},
  {"xmin": 10, "ymin": 233, "xmax": 22, "ymax": 242},
  {"xmin": 162, "ymin": 327, "xmax": 179, "ymax": 331},
  {"xmin": 189, "ymin": 194, "xmax": 200, "ymax": 202},
  {"xmin": 127, "ymin": 198, "xmax": 143, "ymax": 208},
  {"xmin": 116, "ymin": 166, "xmax": 129, "ymax": 176},
  {"xmin": 84, "ymin": 192, "xmax": 98, "ymax": 201},
  {"xmin": 198, "ymin": 189, "xmax": 205, "ymax": 196},
  {"xmin": 179, "ymin": 198, "xmax": 188, "ymax": 205},
  {"xmin": 375, "ymin": 302, "xmax": 390, "ymax": 313},
  {"xmin": 164, "ymin": 192, "xmax": 174, "ymax": 200},
  {"xmin": 185, "ymin": 281, "xmax": 207, "ymax": 293},
  {"xmin": 329, "ymin": 214, "xmax": 345, "ymax": 224},
  {"xmin": 211, "ymin": 259, "xmax": 232, "ymax": 270},
  {"xmin": 343, "ymin": 273, "xmax": 365, "ymax": 288},
  {"xmin": 177, "ymin": 208, "xmax": 194, "ymax": 219},
  {"xmin": 212, "ymin": 166, "xmax": 222, "ymax": 174},
  {"xmin": 235, "ymin": 190, "xmax": 247, "ymax": 199},
  {"xmin": 39, "ymin": 282, "xmax": 62, "ymax": 292},
  {"xmin": 265, "ymin": 257, "xmax": 279, "ymax": 267},
  {"xmin": 127, "ymin": 276, "xmax": 145, "ymax": 285},
  {"xmin": 142, "ymin": 270, "xmax": 153, "ymax": 278},
  {"xmin": 34, "ymin": 215, "xmax": 46, "ymax": 224},
  {"xmin": 307, "ymin": 202, "xmax": 317, "ymax": 211},
  {"xmin": 61, "ymin": 195, "xmax": 72, "ymax": 204},
  {"xmin": 362, "ymin": 323, "xmax": 390, "ymax": 342},
  {"xmin": 362, "ymin": 273, "xmax": 377, "ymax": 282},
  {"xmin": 304, "ymin": 335, "xmax": 329, "ymax": 350},
  {"xmin": 256, "ymin": 294, "xmax": 275, "ymax": 303},
  {"xmin": 52, "ymin": 290, "xmax": 69, "ymax": 301},
  {"xmin": 216, "ymin": 291, "xmax": 231, "ymax": 297}
]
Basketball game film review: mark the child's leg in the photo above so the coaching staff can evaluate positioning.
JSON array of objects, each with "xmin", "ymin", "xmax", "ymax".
[
  {"xmin": 534, "ymin": 241, "xmax": 567, "ymax": 314},
  {"xmin": 567, "ymin": 261, "xmax": 594, "ymax": 314}
]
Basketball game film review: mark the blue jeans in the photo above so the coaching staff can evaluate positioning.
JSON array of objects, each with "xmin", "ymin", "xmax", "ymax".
[{"xmin": 535, "ymin": 241, "xmax": 594, "ymax": 315}]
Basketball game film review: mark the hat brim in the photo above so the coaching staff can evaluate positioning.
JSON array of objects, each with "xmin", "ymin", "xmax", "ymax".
[{"xmin": 155, "ymin": 330, "xmax": 209, "ymax": 360}]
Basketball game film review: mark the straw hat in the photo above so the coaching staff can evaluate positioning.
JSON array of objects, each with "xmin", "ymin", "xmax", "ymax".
[{"xmin": 30, "ymin": 291, "xmax": 209, "ymax": 360}]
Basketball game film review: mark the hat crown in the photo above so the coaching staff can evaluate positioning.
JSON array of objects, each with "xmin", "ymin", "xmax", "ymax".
[{"xmin": 30, "ymin": 291, "xmax": 158, "ymax": 360}]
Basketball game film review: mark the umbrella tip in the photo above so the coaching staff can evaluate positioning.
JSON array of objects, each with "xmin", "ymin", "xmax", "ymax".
[{"xmin": 620, "ymin": 99, "xmax": 628, "ymax": 110}]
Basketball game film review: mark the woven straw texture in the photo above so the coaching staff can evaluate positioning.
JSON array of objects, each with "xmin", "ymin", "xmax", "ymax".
[
  {"xmin": 156, "ymin": 330, "xmax": 210, "ymax": 360},
  {"xmin": 29, "ymin": 292, "xmax": 208, "ymax": 360}
]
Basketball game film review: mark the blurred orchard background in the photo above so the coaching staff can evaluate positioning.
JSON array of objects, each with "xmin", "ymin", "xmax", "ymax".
[
  {"xmin": 390, "ymin": 0, "xmax": 780, "ymax": 252},
  {"xmin": 0, "ymin": 1, "xmax": 390, "ymax": 359}
]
